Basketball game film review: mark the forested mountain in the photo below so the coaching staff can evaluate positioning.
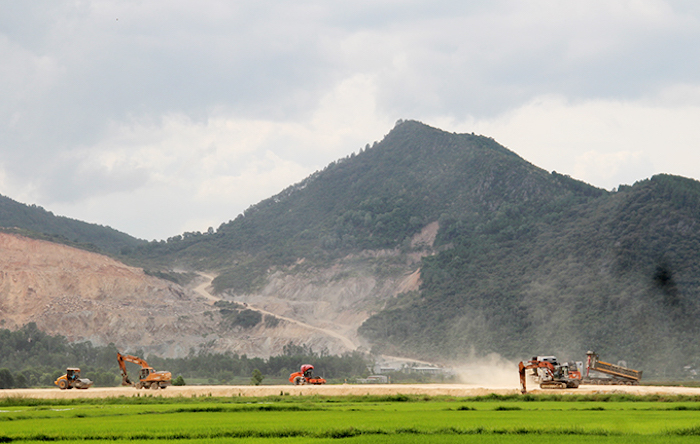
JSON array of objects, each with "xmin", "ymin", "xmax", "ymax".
[
  {"xmin": 3, "ymin": 120, "xmax": 700, "ymax": 378},
  {"xmin": 126, "ymin": 120, "xmax": 700, "ymax": 376},
  {"xmin": 360, "ymin": 173, "xmax": 700, "ymax": 372},
  {"xmin": 0, "ymin": 194, "xmax": 145, "ymax": 255},
  {"xmin": 129, "ymin": 120, "xmax": 605, "ymax": 291}
]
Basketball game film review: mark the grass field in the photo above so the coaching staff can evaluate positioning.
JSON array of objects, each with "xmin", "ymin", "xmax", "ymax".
[{"xmin": 2, "ymin": 393, "xmax": 700, "ymax": 443}]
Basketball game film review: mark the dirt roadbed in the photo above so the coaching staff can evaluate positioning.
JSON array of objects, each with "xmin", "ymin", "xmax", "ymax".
[{"xmin": 2, "ymin": 384, "xmax": 700, "ymax": 399}]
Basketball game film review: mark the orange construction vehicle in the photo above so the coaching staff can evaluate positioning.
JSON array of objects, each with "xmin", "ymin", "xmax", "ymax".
[
  {"xmin": 117, "ymin": 352, "xmax": 172, "ymax": 390},
  {"xmin": 518, "ymin": 356, "xmax": 581, "ymax": 394},
  {"xmin": 54, "ymin": 368, "xmax": 93, "ymax": 390},
  {"xmin": 289, "ymin": 364, "xmax": 326, "ymax": 385}
]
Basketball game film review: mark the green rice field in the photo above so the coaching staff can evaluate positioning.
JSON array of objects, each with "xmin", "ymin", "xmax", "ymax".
[{"xmin": 2, "ymin": 393, "xmax": 700, "ymax": 443}]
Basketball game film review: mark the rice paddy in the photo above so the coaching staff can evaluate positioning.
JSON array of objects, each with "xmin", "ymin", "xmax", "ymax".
[{"xmin": 2, "ymin": 393, "xmax": 700, "ymax": 443}]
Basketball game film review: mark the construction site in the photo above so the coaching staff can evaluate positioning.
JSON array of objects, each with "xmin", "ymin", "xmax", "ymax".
[
  {"xmin": 518, "ymin": 351, "xmax": 644, "ymax": 394},
  {"xmin": 5, "ymin": 345, "xmax": 699, "ymax": 401}
]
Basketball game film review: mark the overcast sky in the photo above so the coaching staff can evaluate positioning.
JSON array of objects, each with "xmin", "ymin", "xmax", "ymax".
[{"xmin": 2, "ymin": 1, "xmax": 700, "ymax": 240}]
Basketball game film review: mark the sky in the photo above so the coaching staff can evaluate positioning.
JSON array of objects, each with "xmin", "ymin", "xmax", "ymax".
[{"xmin": 2, "ymin": 1, "xmax": 700, "ymax": 240}]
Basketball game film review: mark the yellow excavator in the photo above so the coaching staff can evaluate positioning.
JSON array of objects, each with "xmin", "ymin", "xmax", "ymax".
[
  {"xmin": 117, "ymin": 352, "xmax": 172, "ymax": 390},
  {"xmin": 54, "ymin": 368, "xmax": 93, "ymax": 389}
]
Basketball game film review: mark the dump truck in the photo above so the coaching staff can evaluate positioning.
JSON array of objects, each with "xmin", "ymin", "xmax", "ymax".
[
  {"xmin": 582, "ymin": 351, "xmax": 642, "ymax": 385},
  {"xmin": 518, "ymin": 356, "xmax": 581, "ymax": 394},
  {"xmin": 289, "ymin": 364, "xmax": 326, "ymax": 385},
  {"xmin": 54, "ymin": 368, "xmax": 93, "ymax": 390},
  {"xmin": 117, "ymin": 352, "xmax": 172, "ymax": 389}
]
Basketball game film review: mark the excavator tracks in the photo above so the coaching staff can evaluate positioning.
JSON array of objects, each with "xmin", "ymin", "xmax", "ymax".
[{"xmin": 539, "ymin": 381, "xmax": 567, "ymax": 390}]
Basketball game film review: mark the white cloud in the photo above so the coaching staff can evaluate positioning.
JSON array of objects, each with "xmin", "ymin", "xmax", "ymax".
[
  {"xmin": 40, "ymin": 75, "xmax": 391, "ymax": 239},
  {"xmin": 3, "ymin": 1, "xmax": 700, "ymax": 239},
  {"xmin": 573, "ymin": 150, "xmax": 650, "ymax": 188},
  {"xmin": 434, "ymin": 94, "xmax": 700, "ymax": 189}
]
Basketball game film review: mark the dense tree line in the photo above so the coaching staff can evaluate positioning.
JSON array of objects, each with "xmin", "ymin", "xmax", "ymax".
[
  {"xmin": 0, "ymin": 325, "xmax": 370, "ymax": 388},
  {"xmin": 0, "ymin": 323, "xmax": 120, "ymax": 388},
  {"xmin": 146, "ymin": 343, "xmax": 369, "ymax": 384},
  {"xmin": 0, "ymin": 195, "xmax": 145, "ymax": 255}
]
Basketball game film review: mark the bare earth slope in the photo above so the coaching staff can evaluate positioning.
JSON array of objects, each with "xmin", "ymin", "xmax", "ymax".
[
  {"xmin": 188, "ymin": 263, "xmax": 420, "ymax": 358},
  {"xmin": 0, "ymin": 225, "xmax": 435, "ymax": 359},
  {"xmin": 212, "ymin": 222, "xmax": 440, "ymax": 357},
  {"xmin": 0, "ymin": 232, "xmax": 216, "ymax": 357}
]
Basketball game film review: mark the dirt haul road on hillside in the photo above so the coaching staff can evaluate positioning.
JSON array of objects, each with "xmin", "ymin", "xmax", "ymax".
[
  {"xmin": 3, "ymin": 384, "xmax": 700, "ymax": 399},
  {"xmin": 193, "ymin": 272, "xmax": 361, "ymax": 351}
]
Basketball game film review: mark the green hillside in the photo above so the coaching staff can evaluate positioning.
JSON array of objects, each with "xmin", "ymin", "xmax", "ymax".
[
  {"xmin": 6, "ymin": 119, "xmax": 698, "ymax": 377},
  {"xmin": 0, "ymin": 195, "xmax": 145, "ymax": 255},
  {"xmin": 360, "ymin": 174, "xmax": 700, "ymax": 374},
  {"xmin": 130, "ymin": 120, "xmax": 604, "ymax": 289},
  {"xmin": 129, "ymin": 120, "xmax": 700, "ymax": 376}
]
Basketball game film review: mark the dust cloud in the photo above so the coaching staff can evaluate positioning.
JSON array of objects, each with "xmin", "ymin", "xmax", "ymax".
[{"xmin": 451, "ymin": 353, "xmax": 520, "ymax": 388}]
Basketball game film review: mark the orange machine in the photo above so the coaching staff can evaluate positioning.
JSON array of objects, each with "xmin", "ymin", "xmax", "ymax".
[
  {"xmin": 117, "ymin": 352, "xmax": 172, "ymax": 390},
  {"xmin": 518, "ymin": 356, "xmax": 581, "ymax": 394},
  {"xmin": 54, "ymin": 368, "xmax": 93, "ymax": 390},
  {"xmin": 289, "ymin": 364, "xmax": 326, "ymax": 385}
]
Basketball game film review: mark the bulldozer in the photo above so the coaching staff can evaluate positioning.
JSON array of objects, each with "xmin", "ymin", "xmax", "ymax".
[
  {"xmin": 289, "ymin": 364, "xmax": 326, "ymax": 385},
  {"xmin": 518, "ymin": 356, "xmax": 581, "ymax": 394},
  {"xmin": 117, "ymin": 352, "xmax": 172, "ymax": 390},
  {"xmin": 54, "ymin": 368, "xmax": 93, "ymax": 390}
]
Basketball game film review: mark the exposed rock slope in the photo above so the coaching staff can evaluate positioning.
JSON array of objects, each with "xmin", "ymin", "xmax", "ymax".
[
  {"xmin": 0, "ymin": 232, "xmax": 216, "ymax": 357},
  {"xmin": 199, "ymin": 223, "xmax": 438, "ymax": 357},
  {"xmin": 0, "ymin": 230, "xmax": 431, "ymax": 358}
]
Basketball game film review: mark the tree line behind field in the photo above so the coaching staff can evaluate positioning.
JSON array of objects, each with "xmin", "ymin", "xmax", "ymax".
[{"xmin": 0, "ymin": 324, "xmax": 370, "ymax": 388}]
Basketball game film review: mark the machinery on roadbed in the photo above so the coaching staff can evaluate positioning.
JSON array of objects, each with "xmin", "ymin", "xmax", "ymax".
[
  {"xmin": 54, "ymin": 368, "xmax": 93, "ymax": 390},
  {"xmin": 519, "ymin": 351, "xmax": 643, "ymax": 393},
  {"xmin": 518, "ymin": 356, "xmax": 581, "ymax": 394},
  {"xmin": 582, "ymin": 350, "xmax": 643, "ymax": 385},
  {"xmin": 117, "ymin": 352, "xmax": 172, "ymax": 390},
  {"xmin": 289, "ymin": 364, "xmax": 326, "ymax": 385}
]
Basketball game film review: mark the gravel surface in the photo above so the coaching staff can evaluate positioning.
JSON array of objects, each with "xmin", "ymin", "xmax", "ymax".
[{"xmin": 2, "ymin": 384, "xmax": 700, "ymax": 399}]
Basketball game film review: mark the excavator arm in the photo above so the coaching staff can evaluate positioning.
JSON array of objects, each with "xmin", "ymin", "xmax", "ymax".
[
  {"xmin": 518, "ymin": 362, "xmax": 527, "ymax": 394},
  {"xmin": 117, "ymin": 352, "xmax": 150, "ymax": 386},
  {"xmin": 518, "ymin": 361, "xmax": 556, "ymax": 394},
  {"xmin": 117, "ymin": 352, "xmax": 171, "ymax": 390}
]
